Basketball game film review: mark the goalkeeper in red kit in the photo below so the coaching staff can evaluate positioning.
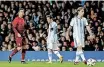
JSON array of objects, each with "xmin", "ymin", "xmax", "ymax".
[{"xmin": 8, "ymin": 8, "xmax": 27, "ymax": 64}]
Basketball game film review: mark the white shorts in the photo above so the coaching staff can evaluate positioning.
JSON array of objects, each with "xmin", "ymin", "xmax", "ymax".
[
  {"xmin": 74, "ymin": 37, "xmax": 85, "ymax": 48},
  {"xmin": 47, "ymin": 42, "xmax": 59, "ymax": 50}
]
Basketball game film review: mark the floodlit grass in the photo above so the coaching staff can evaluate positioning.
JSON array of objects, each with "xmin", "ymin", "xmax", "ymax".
[{"xmin": 0, "ymin": 61, "xmax": 103, "ymax": 67}]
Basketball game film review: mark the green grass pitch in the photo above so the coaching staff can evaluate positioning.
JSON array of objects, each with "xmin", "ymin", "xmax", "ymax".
[{"xmin": 0, "ymin": 61, "xmax": 103, "ymax": 67}]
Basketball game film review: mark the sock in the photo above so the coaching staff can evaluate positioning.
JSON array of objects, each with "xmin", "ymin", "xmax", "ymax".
[
  {"xmin": 53, "ymin": 51, "xmax": 61, "ymax": 58},
  {"xmin": 10, "ymin": 48, "xmax": 18, "ymax": 57},
  {"xmin": 80, "ymin": 51, "xmax": 86, "ymax": 61},
  {"xmin": 21, "ymin": 49, "xmax": 26, "ymax": 61},
  {"xmin": 48, "ymin": 51, "xmax": 52, "ymax": 62},
  {"xmin": 75, "ymin": 51, "xmax": 80, "ymax": 62}
]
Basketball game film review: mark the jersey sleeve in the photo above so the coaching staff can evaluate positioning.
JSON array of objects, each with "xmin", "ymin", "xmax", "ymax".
[
  {"xmin": 53, "ymin": 23, "xmax": 57, "ymax": 34},
  {"xmin": 12, "ymin": 18, "xmax": 19, "ymax": 34},
  {"xmin": 50, "ymin": 22, "xmax": 57, "ymax": 43},
  {"xmin": 84, "ymin": 18, "xmax": 88, "ymax": 26},
  {"xmin": 50, "ymin": 22, "xmax": 57, "ymax": 31},
  {"xmin": 70, "ymin": 18, "xmax": 74, "ymax": 26}
]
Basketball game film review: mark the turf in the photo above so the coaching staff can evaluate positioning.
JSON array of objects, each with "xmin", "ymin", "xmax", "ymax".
[{"xmin": 0, "ymin": 61, "xmax": 103, "ymax": 67}]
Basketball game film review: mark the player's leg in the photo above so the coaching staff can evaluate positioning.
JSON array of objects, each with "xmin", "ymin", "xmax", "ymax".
[
  {"xmin": 47, "ymin": 48, "xmax": 52, "ymax": 63},
  {"xmin": 79, "ymin": 41, "xmax": 87, "ymax": 64},
  {"xmin": 74, "ymin": 49, "xmax": 80, "ymax": 64},
  {"xmin": 21, "ymin": 49, "xmax": 26, "ymax": 63},
  {"xmin": 53, "ymin": 50, "xmax": 63, "ymax": 63},
  {"xmin": 77, "ymin": 46, "xmax": 87, "ymax": 64},
  {"xmin": 79, "ymin": 38, "xmax": 86, "ymax": 64},
  {"xmin": 47, "ymin": 42, "xmax": 53, "ymax": 63},
  {"xmin": 21, "ymin": 38, "xmax": 27, "ymax": 64},
  {"xmin": 52, "ymin": 42, "xmax": 63, "ymax": 63},
  {"xmin": 8, "ymin": 37, "xmax": 22, "ymax": 63},
  {"xmin": 74, "ymin": 38, "xmax": 86, "ymax": 65},
  {"xmin": 74, "ymin": 38, "xmax": 80, "ymax": 64}
]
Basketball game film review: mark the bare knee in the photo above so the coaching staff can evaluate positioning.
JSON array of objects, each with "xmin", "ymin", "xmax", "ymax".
[
  {"xmin": 17, "ymin": 47, "xmax": 22, "ymax": 51},
  {"xmin": 48, "ymin": 49, "xmax": 52, "ymax": 53},
  {"xmin": 77, "ymin": 46, "xmax": 82, "ymax": 51}
]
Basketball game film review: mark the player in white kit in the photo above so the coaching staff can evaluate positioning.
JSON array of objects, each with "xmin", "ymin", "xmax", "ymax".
[
  {"xmin": 68, "ymin": 7, "xmax": 94, "ymax": 65},
  {"xmin": 46, "ymin": 15, "xmax": 63, "ymax": 63}
]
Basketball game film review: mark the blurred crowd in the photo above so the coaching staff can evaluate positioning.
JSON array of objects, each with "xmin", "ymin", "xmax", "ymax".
[{"xmin": 0, "ymin": 1, "xmax": 104, "ymax": 51}]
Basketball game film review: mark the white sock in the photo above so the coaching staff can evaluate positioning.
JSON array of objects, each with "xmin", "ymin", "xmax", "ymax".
[
  {"xmin": 48, "ymin": 51, "xmax": 52, "ymax": 62},
  {"xmin": 75, "ymin": 51, "xmax": 80, "ymax": 62},
  {"xmin": 79, "ymin": 51, "xmax": 86, "ymax": 61},
  {"xmin": 53, "ymin": 51, "xmax": 61, "ymax": 58}
]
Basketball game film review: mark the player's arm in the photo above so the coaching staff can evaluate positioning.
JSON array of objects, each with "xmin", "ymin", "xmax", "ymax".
[
  {"xmin": 67, "ymin": 26, "xmax": 72, "ymax": 33},
  {"xmin": 84, "ymin": 18, "xmax": 94, "ymax": 39},
  {"xmin": 67, "ymin": 18, "xmax": 74, "ymax": 35},
  {"xmin": 66, "ymin": 26, "xmax": 72, "ymax": 40},
  {"xmin": 86, "ymin": 25, "xmax": 95, "ymax": 39},
  {"xmin": 84, "ymin": 18, "xmax": 93, "ymax": 36},
  {"xmin": 12, "ymin": 18, "xmax": 21, "ymax": 37},
  {"xmin": 86, "ymin": 25, "xmax": 93, "ymax": 36},
  {"xmin": 23, "ymin": 21, "xmax": 28, "ymax": 37}
]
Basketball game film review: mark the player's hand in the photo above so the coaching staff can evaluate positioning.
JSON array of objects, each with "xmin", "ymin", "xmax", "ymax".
[{"xmin": 17, "ymin": 33, "xmax": 21, "ymax": 37}]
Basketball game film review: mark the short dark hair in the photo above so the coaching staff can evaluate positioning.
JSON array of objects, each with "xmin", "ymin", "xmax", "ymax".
[
  {"xmin": 18, "ymin": 8, "xmax": 24, "ymax": 12},
  {"xmin": 46, "ymin": 15, "xmax": 53, "ymax": 19},
  {"xmin": 17, "ymin": 8, "xmax": 24, "ymax": 16}
]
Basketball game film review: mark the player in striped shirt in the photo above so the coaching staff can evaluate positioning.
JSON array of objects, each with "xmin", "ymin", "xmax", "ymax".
[
  {"xmin": 46, "ymin": 15, "xmax": 63, "ymax": 63},
  {"xmin": 68, "ymin": 7, "xmax": 94, "ymax": 65}
]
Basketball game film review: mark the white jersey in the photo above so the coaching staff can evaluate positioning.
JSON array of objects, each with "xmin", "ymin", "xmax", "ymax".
[
  {"xmin": 70, "ymin": 16, "xmax": 88, "ymax": 47},
  {"xmin": 47, "ymin": 21, "xmax": 59, "ymax": 50}
]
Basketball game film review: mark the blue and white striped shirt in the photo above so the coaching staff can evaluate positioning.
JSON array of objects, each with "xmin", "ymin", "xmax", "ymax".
[{"xmin": 70, "ymin": 16, "xmax": 88, "ymax": 39}]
